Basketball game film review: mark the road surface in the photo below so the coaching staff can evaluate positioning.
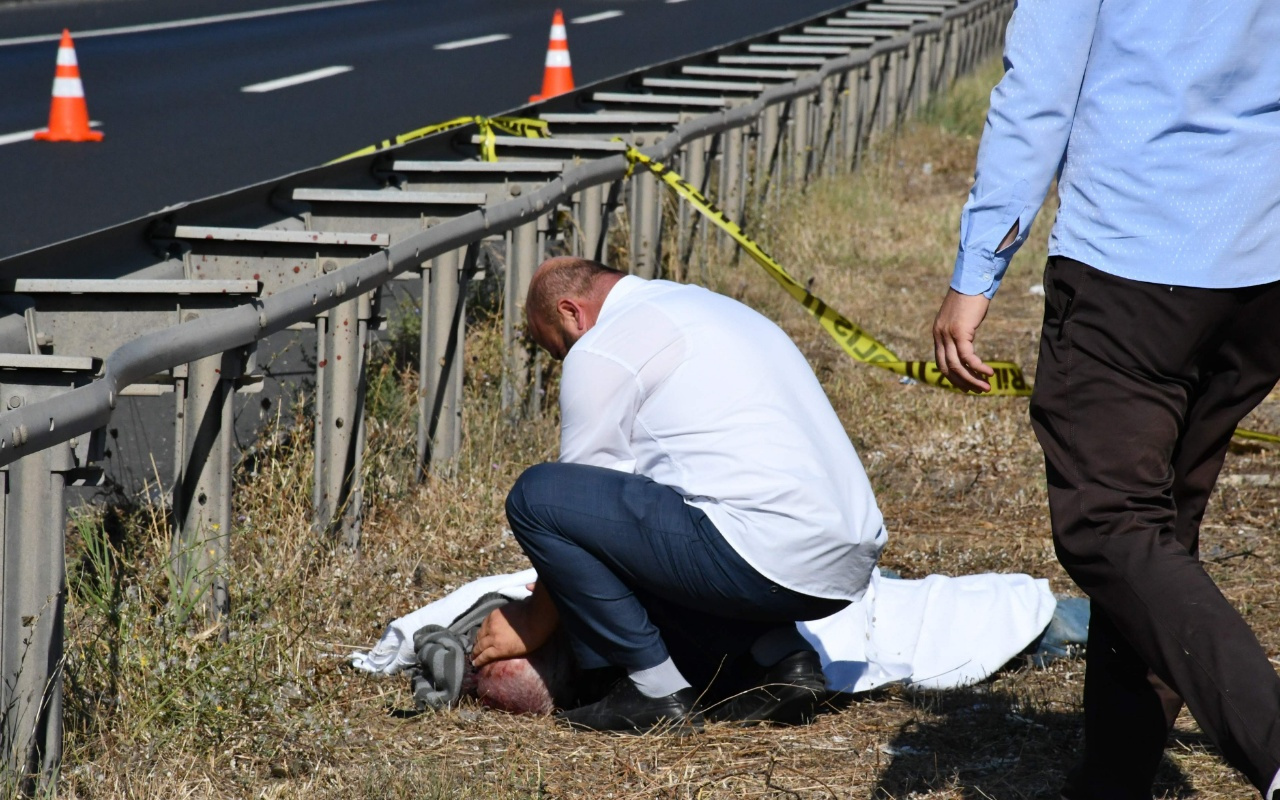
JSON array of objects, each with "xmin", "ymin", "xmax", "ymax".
[{"xmin": 0, "ymin": 0, "xmax": 848, "ymax": 258}]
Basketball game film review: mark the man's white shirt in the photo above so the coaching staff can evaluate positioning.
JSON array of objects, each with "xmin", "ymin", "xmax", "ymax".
[{"xmin": 559, "ymin": 276, "xmax": 886, "ymax": 601}]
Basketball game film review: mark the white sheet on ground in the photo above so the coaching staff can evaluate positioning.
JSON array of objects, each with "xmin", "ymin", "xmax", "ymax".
[
  {"xmin": 348, "ymin": 568, "xmax": 537, "ymax": 675},
  {"xmin": 799, "ymin": 569, "xmax": 1055, "ymax": 692},
  {"xmin": 350, "ymin": 567, "xmax": 1055, "ymax": 693}
]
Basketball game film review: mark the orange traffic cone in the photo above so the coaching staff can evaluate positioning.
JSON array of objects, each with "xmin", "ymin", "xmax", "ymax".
[
  {"xmin": 529, "ymin": 10, "xmax": 574, "ymax": 102},
  {"xmin": 34, "ymin": 29, "xmax": 103, "ymax": 142}
]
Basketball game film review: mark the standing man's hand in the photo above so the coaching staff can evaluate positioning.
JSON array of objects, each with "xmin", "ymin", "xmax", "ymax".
[
  {"xmin": 933, "ymin": 289, "xmax": 995, "ymax": 393},
  {"xmin": 472, "ymin": 582, "xmax": 559, "ymax": 667}
]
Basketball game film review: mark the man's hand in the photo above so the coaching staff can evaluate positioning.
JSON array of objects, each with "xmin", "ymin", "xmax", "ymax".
[
  {"xmin": 472, "ymin": 582, "xmax": 559, "ymax": 667},
  {"xmin": 932, "ymin": 289, "xmax": 995, "ymax": 393}
]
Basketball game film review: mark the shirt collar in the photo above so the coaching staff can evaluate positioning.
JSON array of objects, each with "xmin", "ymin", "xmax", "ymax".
[{"xmin": 596, "ymin": 275, "xmax": 645, "ymax": 323}]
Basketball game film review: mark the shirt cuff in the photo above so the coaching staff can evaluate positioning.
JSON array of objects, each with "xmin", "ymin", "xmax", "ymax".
[{"xmin": 950, "ymin": 247, "xmax": 1008, "ymax": 299}]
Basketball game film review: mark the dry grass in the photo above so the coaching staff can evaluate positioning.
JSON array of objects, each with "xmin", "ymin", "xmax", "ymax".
[{"xmin": 35, "ymin": 57, "xmax": 1280, "ymax": 799}]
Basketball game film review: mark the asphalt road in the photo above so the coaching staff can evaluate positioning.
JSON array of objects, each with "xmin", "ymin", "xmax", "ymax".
[{"xmin": 0, "ymin": 0, "xmax": 848, "ymax": 259}]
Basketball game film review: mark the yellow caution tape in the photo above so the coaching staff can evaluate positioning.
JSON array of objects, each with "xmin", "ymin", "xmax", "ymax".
[
  {"xmin": 328, "ymin": 116, "xmax": 550, "ymax": 164},
  {"xmin": 623, "ymin": 146, "xmax": 1031, "ymax": 396},
  {"xmin": 1233, "ymin": 428, "xmax": 1280, "ymax": 444},
  {"xmin": 476, "ymin": 116, "xmax": 550, "ymax": 162},
  {"xmin": 623, "ymin": 146, "xmax": 1279, "ymax": 442},
  {"xmin": 325, "ymin": 129, "xmax": 1278, "ymax": 442}
]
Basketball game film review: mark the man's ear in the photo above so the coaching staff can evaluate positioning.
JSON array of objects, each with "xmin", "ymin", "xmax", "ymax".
[{"xmin": 557, "ymin": 298, "xmax": 586, "ymax": 332}]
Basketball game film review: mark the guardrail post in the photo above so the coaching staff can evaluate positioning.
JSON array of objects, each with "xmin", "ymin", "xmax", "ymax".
[
  {"xmin": 888, "ymin": 48, "xmax": 904, "ymax": 129},
  {"xmin": 631, "ymin": 167, "xmax": 661, "ymax": 278},
  {"xmin": 171, "ymin": 350, "xmax": 236, "ymax": 622},
  {"xmin": 531, "ymin": 227, "xmax": 551, "ymax": 416},
  {"xmin": 1, "ymin": 358, "xmax": 99, "ymax": 795},
  {"xmin": 577, "ymin": 183, "xmax": 605, "ymax": 262},
  {"xmin": 718, "ymin": 128, "xmax": 744, "ymax": 250},
  {"xmin": 817, "ymin": 76, "xmax": 839, "ymax": 178},
  {"xmin": 2, "ymin": 454, "xmax": 67, "ymax": 796},
  {"xmin": 678, "ymin": 136, "xmax": 709, "ymax": 280},
  {"xmin": 313, "ymin": 292, "xmax": 368, "ymax": 547},
  {"xmin": 943, "ymin": 17, "xmax": 959, "ymax": 88},
  {"xmin": 914, "ymin": 34, "xmax": 928, "ymax": 112},
  {"xmin": 924, "ymin": 27, "xmax": 942, "ymax": 103},
  {"xmin": 792, "ymin": 93, "xmax": 812, "ymax": 188},
  {"xmin": 417, "ymin": 246, "xmax": 470, "ymax": 477},
  {"xmin": 872, "ymin": 53, "xmax": 890, "ymax": 141},
  {"xmin": 503, "ymin": 222, "xmax": 537, "ymax": 417},
  {"xmin": 960, "ymin": 8, "xmax": 976, "ymax": 74},
  {"xmin": 673, "ymin": 148, "xmax": 688, "ymax": 281},
  {"xmin": 841, "ymin": 67, "xmax": 860, "ymax": 169},
  {"xmin": 996, "ymin": 2, "xmax": 1010, "ymax": 54},
  {"xmin": 779, "ymin": 102, "xmax": 793, "ymax": 191},
  {"xmin": 904, "ymin": 41, "xmax": 916, "ymax": 120},
  {"xmin": 759, "ymin": 103, "xmax": 782, "ymax": 204}
]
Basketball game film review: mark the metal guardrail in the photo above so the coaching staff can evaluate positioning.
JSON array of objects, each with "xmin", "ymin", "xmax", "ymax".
[{"xmin": 0, "ymin": 0, "xmax": 1011, "ymax": 789}]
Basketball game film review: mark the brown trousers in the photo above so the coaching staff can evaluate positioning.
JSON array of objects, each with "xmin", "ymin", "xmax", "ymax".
[{"xmin": 1029, "ymin": 257, "xmax": 1280, "ymax": 799}]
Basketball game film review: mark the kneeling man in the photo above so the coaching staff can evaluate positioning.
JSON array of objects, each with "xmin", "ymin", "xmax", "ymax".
[{"xmin": 472, "ymin": 257, "xmax": 886, "ymax": 732}]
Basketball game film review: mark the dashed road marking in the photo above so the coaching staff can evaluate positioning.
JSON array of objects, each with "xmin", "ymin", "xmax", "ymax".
[
  {"xmin": 241, "ymin": 65, "xmax": 353, "ymax": 93},
  {"xmin": 434, "ymin": 33, "xmax": 511, "ymax": 50},
  {"xmin": 0, "ymin": 121, "xmax": 102, "ymax": 146},
  {"xmin": 571, "ymin": 10, "xmax": 624, "ymax": 23},
  {"xmin": 0, "ymin": 0, "xmax": 383, "ymax": 48}
]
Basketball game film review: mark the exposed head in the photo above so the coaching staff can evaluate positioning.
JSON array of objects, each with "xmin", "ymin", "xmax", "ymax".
[{"xmin": 525, "ymin": 257, "xmax": 625, "ymax": 360}]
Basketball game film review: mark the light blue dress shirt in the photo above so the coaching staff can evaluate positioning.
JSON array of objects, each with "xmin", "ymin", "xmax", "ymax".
[{"xmin": 952, "ymin": 0, "xmax": 1280, "ymax": 298}]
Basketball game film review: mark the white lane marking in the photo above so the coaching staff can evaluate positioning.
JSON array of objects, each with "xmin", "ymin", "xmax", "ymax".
[
  {"xmin": 0, "ymin": 0, "xmax": 383, "ymax": 48},
  {"xmin": 0, "ymin": 121, "xmax": 102, "ymax": 146},
  {"xmin": 434, "ymin": 32, "xmax": 511, "ymax": 50},
  {"xmin": 241, "ymin": 65, "xmax": 352, "ymax": 93},
  {"xmin": 665, "ymin": 0, "xmax": 692, "ymax": 4},
  {"xmin": 571, "ymin": 10, "xmax": 624, "ymax": 23}
]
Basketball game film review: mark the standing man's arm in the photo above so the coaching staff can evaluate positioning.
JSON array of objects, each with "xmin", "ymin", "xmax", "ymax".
[{"xmin": 933, "ymin": 0, "xmax": 1102, "ymax": 392}]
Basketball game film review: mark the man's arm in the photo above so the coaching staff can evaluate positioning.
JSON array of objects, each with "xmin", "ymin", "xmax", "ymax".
[
  {"xmin": 472, "ymin": 582, "xmax": 560, "ymax": 667},
  {"xmin": 936, "ymin": 0, "xmax": 1102, "ymax": 392},
  {"xmin": 558, "ymin": 350, "xmax": 641, "ymax": 470}
]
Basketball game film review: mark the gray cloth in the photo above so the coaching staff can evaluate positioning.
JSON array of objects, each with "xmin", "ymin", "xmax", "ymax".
[{"xmin": 409, "ymin": 592, "xmax": 512, "ymax": 710}]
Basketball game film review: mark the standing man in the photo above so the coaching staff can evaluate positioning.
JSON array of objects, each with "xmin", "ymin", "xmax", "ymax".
[
  {"xmin": 472, "ymin": 257, "xmax": 886, "ymax": 732},
  {"xmin": 932, "ymin": 2, "xmax": 1280, "ymax": 797}
]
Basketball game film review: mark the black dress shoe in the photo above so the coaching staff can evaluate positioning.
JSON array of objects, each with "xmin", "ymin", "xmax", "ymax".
[
  {"xmin": 556, "ymin": 679, "xmax": 701, "ymax": 734},
  {"xmin": 706, "ymin": 649, "xmax": 827, "ymax": 726}
]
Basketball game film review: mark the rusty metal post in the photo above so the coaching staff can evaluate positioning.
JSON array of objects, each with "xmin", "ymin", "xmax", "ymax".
[
  {"xmin": 503, "ymin": 222, "xmax": 538, "ymax": 416},
  {"xmin": 313, "ymin": 293, "xmax": 366, "ymax": 546},
  {"xmin": 1, "ymin": 357, "xmax": 99, "ymax": 795},
  {"xmin": 631, "ymin": 167, "xmax": 661, "ymax": 278},
  {"xmin": 759, "ymin": 103, "xmax": 781, "ymax": 204},
  {"xmin": 578, "ymin": 182, "xmax": 605, "ymax": 261},
  {"xmin": 418, "ymin": 247, "xmax": 466, "ymax": 477},
  {"xmin": 792, "ymin": 93, "xmax": 812, "ymax": 188},
  {"xmin": 171, "ymin": 350, "xmax": 235, "ymax": 621},
  {"xmin": 718, "ymin": 128, "xmax": 744, "ymax": 250},
  {"xmin": 679, "ymin": 136, "xmax": 708, "ymax": 276}
]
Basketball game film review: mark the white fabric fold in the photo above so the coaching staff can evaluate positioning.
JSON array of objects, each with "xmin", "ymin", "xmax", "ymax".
[
  {"xmin": 351, "ymin": 566, "xmax": 1055, "ymax": 694},
  {"xmin": 348, "ymin": 568, "xmax": 536, "ymax": 675}
]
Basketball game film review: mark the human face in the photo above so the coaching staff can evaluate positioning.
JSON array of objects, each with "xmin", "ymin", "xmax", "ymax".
[
  {"xmin": 529, "ymin": 311, "xmax": 572, "ymax": 360},
  {"xmin": 528, "ymin": 298, "xmax": 589, "ymax": 360}
]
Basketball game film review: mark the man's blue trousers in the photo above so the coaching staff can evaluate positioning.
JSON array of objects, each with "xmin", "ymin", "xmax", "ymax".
[{"xmin": 505, "ymin": 462, "xmax": 847, "ymax": 690}]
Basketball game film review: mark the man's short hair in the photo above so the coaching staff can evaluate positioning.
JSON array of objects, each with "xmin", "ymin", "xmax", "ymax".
[{"xmin": 527, "ymin": 258, "xmax": 624, "ymax": 324}]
